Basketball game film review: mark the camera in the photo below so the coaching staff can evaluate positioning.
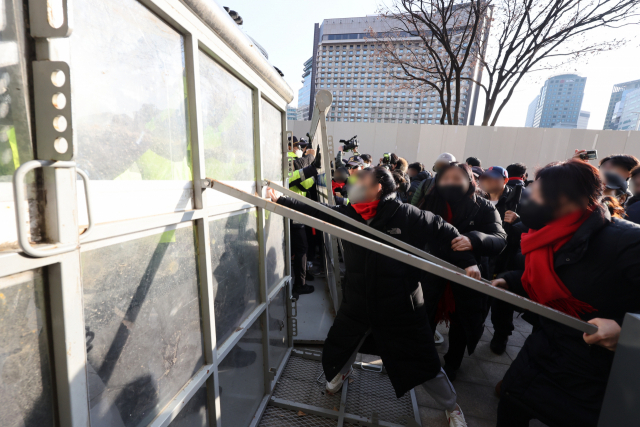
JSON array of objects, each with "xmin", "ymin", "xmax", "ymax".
[
  {"xmin": 340, "ymin": 135, "xmax": 359, "ymax": 152},
  {"xmin": 580, "ymin": 150, "xmax": 598, "ymax": 161},
  {"xmin": 382, "ymin": 153, "xmax": 392, "ymax": 165}
]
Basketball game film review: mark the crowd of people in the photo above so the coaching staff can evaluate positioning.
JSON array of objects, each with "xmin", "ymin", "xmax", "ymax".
[{"xmin": 269, "ymin": 136, "xmax": 640, "ymax": 427}]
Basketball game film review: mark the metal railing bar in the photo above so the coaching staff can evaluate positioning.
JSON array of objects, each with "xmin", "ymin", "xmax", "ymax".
[
  {"xmin": 265, "ymin": 180, "xmax": 469, "ymax": 276},
  {"xmin": 207, "ymin": 179, "xmax": 598, "ymax": 335},
  {"xmin": 147, "ymin": 363, "xmax": 214, "ymax": 427},
  {"xmin": 216, "ymin": 303, "xmax": 267, "ymax": 362}
]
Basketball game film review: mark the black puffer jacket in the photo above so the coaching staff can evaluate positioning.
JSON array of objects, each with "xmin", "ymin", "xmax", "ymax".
[
  {"xmin": 422, "ymin": 194, "xmax": 507, "ymax": 355},
  {"xmin": 277, "ymin": 194, "xmax": 476, "ymax": 397},
  {"xmin": 407, "ymin": 171, "xmax": 432, "ymax": 202},
  {"xmin": 501, "ymin": 206, "xmax": 640, "ymax": 425},
  {"xmin": 488, "ymin": 185, "xmax": 523, "ymax": 277}
]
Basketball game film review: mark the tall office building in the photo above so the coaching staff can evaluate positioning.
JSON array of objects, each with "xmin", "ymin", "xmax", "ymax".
[
  {"xmin": 307, "ymin": 13, "xmax": 490, "ymax": 124},
  {"xmin": 296, "ymin": 58, "xmax": 312, "ymax": 121},
  {"xmin": 610, "ymin": 88, "xmax": 640, "ymax": 131},
  {"xmin": 524, "ymin": 95, "xmax": 539, "ymax": 127},
  {"xmin": 532, "ymin": 74, "xmax": 587, "ymax": 129},
  {"xmin": 287, "ymin": 106, "xmax": 298, "ymax": 121},
  {"xmin": 577, "ymin": 110, "xmax": 590, "ymax": 129},
  {"xmin": 603, "ymin": 79, "xmax": 640, "ymax": 130}
]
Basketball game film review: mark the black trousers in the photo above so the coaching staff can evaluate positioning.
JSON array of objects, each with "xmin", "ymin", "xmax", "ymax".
[
  {"xmin": 443, "ymin": 312, "xmax": 467, "ymax": 370},
  {"xmin": 490, "ymin": 298, "xmax": 515, "ymax": 337},
  {"xmin": 497, "ymin": 396, "xmax": 536, "ymax": 427},
  {"xmin": 290, "ymin": 224, "xmax": 308, "ymax": 288}
]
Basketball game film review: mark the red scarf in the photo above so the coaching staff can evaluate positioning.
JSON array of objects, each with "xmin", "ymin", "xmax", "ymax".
[
  {"xmin": 332, "ymin": 180, "xmax": 345, "ymax": 194},
  {"xmin": 508, "ymin": 177, "xmax": 524, "ymax": 183},
  {"xmin": 435, "ymin": 202, "xmax": 456, "ymax": 325},
  {"xmin": 520, "ymin": 209, "xmax": 596, "ymax": 318},
  {"xmin": 351, "ymin": 199, "xmax": 380, "ymax": 220}
]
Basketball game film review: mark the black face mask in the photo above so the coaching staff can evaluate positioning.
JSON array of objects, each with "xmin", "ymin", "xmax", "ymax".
[
  {"xmin": 438, "ymin": 185, "xmax": 467, "ymax": 203},
  {"xmin": 519, "ymin": 198, "xmax": 555, "ymax": 230}
]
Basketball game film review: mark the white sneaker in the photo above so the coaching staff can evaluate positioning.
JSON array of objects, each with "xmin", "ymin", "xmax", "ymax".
[
  {"xmin": 326, "ymin": 367, "xmax": 353, "ymax": 394},
  {"xmin": 434, "ymin": 330, "xmax": 444, "ymax": 345},
  {"xmin": 445, "ymin": 407, "xmax": 467, "ymax": 427}
]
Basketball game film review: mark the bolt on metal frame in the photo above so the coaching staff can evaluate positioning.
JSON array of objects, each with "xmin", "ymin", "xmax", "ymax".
[{"xmin": 1, "ymin": 0, "xmax": 297, "ymax": 427}]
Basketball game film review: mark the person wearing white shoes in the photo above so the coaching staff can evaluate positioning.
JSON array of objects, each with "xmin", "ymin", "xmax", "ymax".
[{"xmin": 268, "ymin": 166, "xmax": 480, "ymax": 427}]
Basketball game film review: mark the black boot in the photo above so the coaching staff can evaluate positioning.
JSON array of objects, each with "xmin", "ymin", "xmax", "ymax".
[
  {"xmin": 292, "ymin": 284, "xmax": 314, "ymax": 297},
  {"xmin": 490, "ymin": 333, "xmax": 509, "ymax": 355}
]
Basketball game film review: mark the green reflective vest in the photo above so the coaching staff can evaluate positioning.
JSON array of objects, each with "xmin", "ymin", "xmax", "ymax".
[{"xmin": 287, "ymin": 152, "xmax": 314, "ymax": 196}]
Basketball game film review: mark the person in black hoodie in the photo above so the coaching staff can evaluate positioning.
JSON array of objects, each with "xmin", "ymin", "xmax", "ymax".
[
  {"xmin": 407, "ymin": 162, "xmax": 432, "ymax": 203},
  {"xmin": 492, "ymin": 159, "xmax": 640, "ymax": 427},
  {"xmin": 416, "ymin": 163, "xmax": 507, "ymax": 381},
  {"xmin": 478, "ymin": 166, "xmax": 524, "ymax": 354},
  {"xmin": 267, "ymin": 166, "xmax": 481, "ymax": 427}
]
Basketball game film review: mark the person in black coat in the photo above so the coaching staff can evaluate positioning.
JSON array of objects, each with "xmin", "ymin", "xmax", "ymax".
[
  {"xmin": 415, "ymin": 163, "xmax": 507, "ymax": 381},
  {"xmin": 492, "ymin": 160, "xmax": 640, "ymax": 427},
  {"xmin": 478, "ymin": 167, "xmax": 525, "ymax": 354},
  {"xmin": 267, "ymin": 166, "xmax": 481, "ymax": 426}
]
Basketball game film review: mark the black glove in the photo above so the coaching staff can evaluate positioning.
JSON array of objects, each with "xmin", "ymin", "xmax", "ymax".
[{"xmin": 313, "ymin": 150, "xmax": 322, "ymax": 169}]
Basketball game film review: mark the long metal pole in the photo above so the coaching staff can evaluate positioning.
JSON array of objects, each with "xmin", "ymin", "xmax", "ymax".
[
  {"xmin": 205, "ymin": 179, "xmax": 598, "ymax": 335},
  {"xmin": 264, "ymin": 179, "xmax": 469, "ymax": 277}
]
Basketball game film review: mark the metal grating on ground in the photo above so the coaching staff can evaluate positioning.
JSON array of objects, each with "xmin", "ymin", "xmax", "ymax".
[
  {"xmin": 272, "ymin": 354, "xmax": 343, "ymax": 410},
  {"xmin": 261, "ymin": 352, "xmax": 421, "ymax": 427},
  {"xmin": 345, "ymin": 368, "xmax": 415, "ymax": 425},
  {"xmin": 258, "ymin": 405, "xmax": 338, "ymax": 427}
]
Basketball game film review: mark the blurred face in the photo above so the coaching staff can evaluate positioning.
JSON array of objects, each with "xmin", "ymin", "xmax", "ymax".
[
  {"xmin": 408, "ymin": 168, "xmax": 419, "ymax": 178},
  {"xmin": 439, "ymin": 167, "xmax": 470, "ymax": 190},
  {"xmin": 433, "ymin": 160, "xmax": 450, "ymax": 173},
  {"xmin": 437, "ymin": 167, "xmax": 471, "ymax": 203},
  {"xmin": 600, "ymin": 162, "xmax": 630, "ymax": 180},
  {"xmin": 348, "ymin": 165, "xmax": 362, "ymax": 175},
  {"xmin": 631, "ymin": 174, "xmax": 640, "ymax": 195},
  {"xmin": 479, "ymin": 176, "xmax": 507, "ymax": 194},
  {"xmin": 526, "ymin": 180, "xmax": 583, "ymax": 221},
  {"xmin": 349, "ymin": 172, "xmax": 382, "ymax": 203}
]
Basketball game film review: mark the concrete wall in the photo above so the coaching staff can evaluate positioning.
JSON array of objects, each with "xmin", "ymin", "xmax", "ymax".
[{"xmin": 288, "ymin": 121, "xmax": 640, "ymax": 170}]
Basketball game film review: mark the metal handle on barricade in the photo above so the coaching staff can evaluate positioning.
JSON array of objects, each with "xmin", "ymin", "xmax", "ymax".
[{"xmin": 13, "ymin": 160, "xmax": 94, "ymax": 257}]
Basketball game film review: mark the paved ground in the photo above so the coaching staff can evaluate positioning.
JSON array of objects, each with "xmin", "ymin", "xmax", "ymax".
[{"xmin": 357, "ymin": 312, "xmax": 547, "ymax": 427}]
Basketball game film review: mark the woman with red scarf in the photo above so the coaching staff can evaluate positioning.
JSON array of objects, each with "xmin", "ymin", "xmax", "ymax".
[
  {"xmin": 492, "ymin": 160, "xmax": 640, "ymax": 427},
  {"xmin": 416, "ymin": 163, "xmax": 507, "ymax": 381},
  {"xmin": 267, "ymin": 166, "xmax": 481, "ymax": 427}
]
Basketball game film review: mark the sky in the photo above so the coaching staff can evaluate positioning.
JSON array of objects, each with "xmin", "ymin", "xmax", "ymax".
[{"xmin": 222, "ymin": 0, "xmax": 640, "ymax": 129}]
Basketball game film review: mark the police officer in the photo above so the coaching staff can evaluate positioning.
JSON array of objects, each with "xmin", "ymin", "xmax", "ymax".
[{"xmin": 287, "ymin": 136, "xmax": 316, "ymax": 296}]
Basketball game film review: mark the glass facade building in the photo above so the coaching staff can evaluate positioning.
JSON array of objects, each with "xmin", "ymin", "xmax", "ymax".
[
  {"xmin": 307, "ymin": 16, "xmax": 489, "ymax": 125},
  {"xmin": 603, "ymin": 79, "xmax": 640, "ymax": 130},
  {"xmin": 533, "ymin": 74, "xmax": 587, "ymax": 129},
  {"xmin": 296, "ymin": 58, "xmax": 312, "ymax": 121}
]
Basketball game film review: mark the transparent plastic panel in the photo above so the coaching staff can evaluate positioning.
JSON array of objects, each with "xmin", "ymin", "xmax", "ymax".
[
  {"xmin": 268, "ymin": 286, "xmax": 289, "ymax": 370},
  {"xmin": 69, "ymin": 0, "xmax": 192, "ymax": 224},
  {"xmin": 0, "ymin": 0, "xmax": 36, "ymax": 251},
  {"xmin": 82, "ymin": 226, "xmax": 204, "ymax": 427},
  {"xmin": 169, "ymin": 384, "xmax": 209, "ymax": 427},
  {"xmin": 0, "ymin": 270, "xmax": 55, "ymax": 427},
  {"xmin": 209, "ymin": 210, "xmax": 260, "ymax": 345},
  {"xmin": 199, "ymin": 51, "xmax": 255, "ymax": 181},
  {"xmin": 265, "ymin": 212, "xmax": 286, "ymax": 293},
  {"xmin": 260, "ymin": 99, "xmax": 283, "ymax": 182},
  {"xmin": 218, "ymin": 319, "xmax": 265, "ymax": 427}
]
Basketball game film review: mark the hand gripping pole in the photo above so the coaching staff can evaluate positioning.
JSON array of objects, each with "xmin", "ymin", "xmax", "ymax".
[{"xmin": 206, "ymin": 179, "xmax": 597, "ymax": 334}]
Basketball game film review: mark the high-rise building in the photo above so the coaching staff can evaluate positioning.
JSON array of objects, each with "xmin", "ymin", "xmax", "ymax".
[
  {"xmin": 287, "ymin": 106, "xmax": 298, "ymax": 121},
  {"xmin": 532, "ymin": 74, "xmax": 587, "ymax": 129},
  {"xmin": 603, "ymin": 79, "xmax": 640, "ymax": 130},
  {"xmin": 297, "ymin": 57, "xmax": 312, "ymax": 121},
  {"xmin": 307, "ymin": 14, "xmax": 490, "ymax": 124},
  {"xmin": 524, "ymin": 95, "xmax": 539, "ymax": 127},
  {"xmin": 610, "ymin": 87, "xmax": 640, "ymax": 131},
  {"xmin": 577, "ymin": 110, "xmax": 590, "ymax": 129}
]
